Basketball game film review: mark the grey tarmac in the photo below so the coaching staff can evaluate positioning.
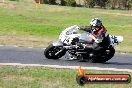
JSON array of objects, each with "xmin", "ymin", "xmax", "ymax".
[{"xmin": 0, "ymin": 46, "xmax": 132, "ymax": 70}]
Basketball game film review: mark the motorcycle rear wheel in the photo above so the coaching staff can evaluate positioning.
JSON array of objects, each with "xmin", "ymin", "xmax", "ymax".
[{"xmin": 90, "ymin": 47, "xmax": 115, "ymax": 63}]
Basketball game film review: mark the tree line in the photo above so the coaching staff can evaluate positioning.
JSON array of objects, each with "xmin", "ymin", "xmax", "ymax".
[{"xmin": 40, "ymin": 0, "xmax": 132, "ymax": 10}]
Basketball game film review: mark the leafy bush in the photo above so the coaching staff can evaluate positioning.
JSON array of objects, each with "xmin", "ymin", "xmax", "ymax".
[
  {"xmin": 9, "ymin": 0, "xmax": 19, "ymax": 1},
  {"xmin": 96, "ymin": 0, "xmax": 108, "ymax": 8},
  {"xmin": 64, "ymin": 0, "xmax": 76, "ymax": 6},
  {"xmin": 60, "ymin": 0, "xmax": 66, "ymax": 6},
  {"xmin": 41, "ymin": 0, "xmax": 57, "ymax": 4},
  {"xmin": 84, "ymin": 0, "xmax": 95, "ymax": 8},
  {"xmin": 40, "ymin": 0, "xmax": 132, "ymax": 9}
]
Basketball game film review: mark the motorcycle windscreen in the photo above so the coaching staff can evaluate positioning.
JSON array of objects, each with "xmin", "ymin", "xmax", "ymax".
[{"xmin": 79, "ymin": 32, "xmax": 93, "ymax": 44}]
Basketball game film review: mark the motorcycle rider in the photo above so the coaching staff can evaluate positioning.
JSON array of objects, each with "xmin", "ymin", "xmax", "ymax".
[
  {"xmin": 69, "ymin": 18, "xmax": 108, "ymax": 60},
  {"xmin": 79, "ymin": 18, "xmax": 108, "ymax": 49}
]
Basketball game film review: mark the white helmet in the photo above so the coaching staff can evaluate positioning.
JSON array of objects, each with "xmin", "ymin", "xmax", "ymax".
[{"xmin": 90, "ymin": 18, "xmax": 102, "ymax": 28}]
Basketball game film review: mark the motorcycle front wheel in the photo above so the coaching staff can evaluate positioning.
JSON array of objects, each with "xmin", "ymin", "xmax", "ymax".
[{"xmin": 44, "ymin": 44, "xmax": 66, "ymax": 59}]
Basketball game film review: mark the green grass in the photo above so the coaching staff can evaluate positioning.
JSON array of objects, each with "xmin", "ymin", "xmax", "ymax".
[
  {"xmin": 0, "ymin": 0, "xmax": 132, "ymax": 52},
  {"xmin": 0, "ymin": 65, "xmax": 132, "ymax": 88}
]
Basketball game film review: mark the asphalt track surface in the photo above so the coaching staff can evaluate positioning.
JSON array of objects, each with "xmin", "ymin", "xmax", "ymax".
[{"xmin": 0, "ymin": 46, "xmax": 132, "ymax": 70}]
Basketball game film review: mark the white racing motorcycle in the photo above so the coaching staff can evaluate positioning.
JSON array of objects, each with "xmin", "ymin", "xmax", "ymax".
[{"xmin": 44, "ymin": 25, "xmax": 123, "ymax": 63}]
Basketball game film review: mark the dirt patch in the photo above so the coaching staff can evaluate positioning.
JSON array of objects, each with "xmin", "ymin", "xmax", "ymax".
[
  {"xmin": 47, "ymin": 6, "xmax": 69, "ymax": 12},
  {"xmin": 95, "ymin": 12, "xmax": 132, "ymax": 17},
  {"xmin": 0, "ymin": 2, "xmax": 16, "ymax": 9},
  {"xmin": 8, "ymin": 3, "xmax": 16, "ymax": 9},
  {"xmin": 0, "ymin": 35, "xmax": 55, "ymax": 47}
]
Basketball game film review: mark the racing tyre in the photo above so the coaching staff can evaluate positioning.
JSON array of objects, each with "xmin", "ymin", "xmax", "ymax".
[
  {"xmin": 90, "ymin": 47, "xmax": 115, "ymax": 63},
  {"xmin": 44, "ymin": 44, "xmax": 66, "ymax": 59}
]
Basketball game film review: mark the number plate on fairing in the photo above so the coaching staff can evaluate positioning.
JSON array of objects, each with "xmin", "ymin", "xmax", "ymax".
[{"xmin": 109, "ymin": 35, "xmax": 122, "ymax": 46}]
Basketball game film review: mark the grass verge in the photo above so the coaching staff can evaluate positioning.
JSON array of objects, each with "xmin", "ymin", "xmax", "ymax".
[
  {"xmin": 0, "ymin": 0, "xmax": 132, "ymax": 53},
  {"xmin": 0, "ymin": 65, "xmax": 132, "ymax": 88}
]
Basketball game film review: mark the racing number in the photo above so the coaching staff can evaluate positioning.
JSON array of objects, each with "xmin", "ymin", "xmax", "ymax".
[
  {"xmin": 64, "ymin": 37, "xmax": 70, "ymax": 43},
  {"xmin": 111, "ymin": 36, "xmax": 118, "ymax": 44}
]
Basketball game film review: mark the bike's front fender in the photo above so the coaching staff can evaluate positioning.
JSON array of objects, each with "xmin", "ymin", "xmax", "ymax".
[{"xmin": 52, "ymin": 40, "xmax": 64, "ymax": 46}]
